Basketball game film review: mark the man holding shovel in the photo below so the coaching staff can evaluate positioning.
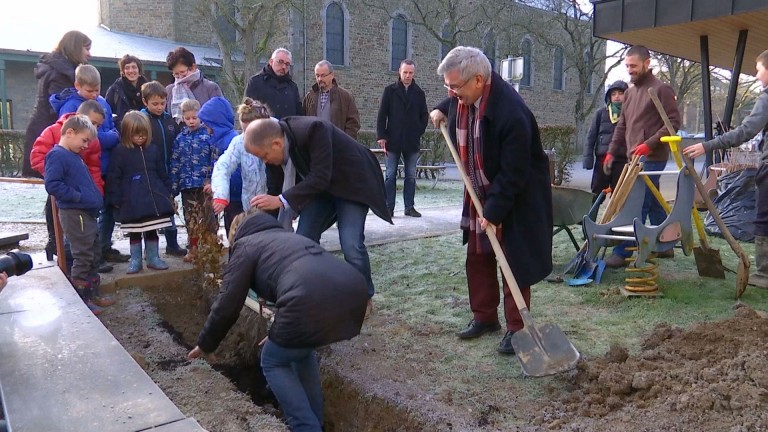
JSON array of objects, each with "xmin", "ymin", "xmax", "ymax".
[
  {"xmin": 602, "ymin": 45, "xmax": 681, "ymax": 268},
  {"xmin": 430, "ymin": 46, "xmax": 552, "ymax": 355}
]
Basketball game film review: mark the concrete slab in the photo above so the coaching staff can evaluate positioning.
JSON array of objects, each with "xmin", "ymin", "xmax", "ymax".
[
  {"xmin": 0, "ymin": 232, "xmax": 28, "ymax": 248},
  {"xmin": 0, "ymin": 266, "xmax": 192, "ymax": 432}
]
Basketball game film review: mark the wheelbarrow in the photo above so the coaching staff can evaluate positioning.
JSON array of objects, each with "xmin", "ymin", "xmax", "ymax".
[{"xmin": 552, "ymin": 185, "xmax": 596, "ymax": 251}]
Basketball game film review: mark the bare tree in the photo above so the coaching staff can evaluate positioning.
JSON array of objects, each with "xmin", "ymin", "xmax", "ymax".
[
  {"xmin": 194, "ymin": 0, "xmax": 292, "ymax": 100},
  {"xmin": 653, "ymin": 53, "xmax": 701, "ymax": 113}
]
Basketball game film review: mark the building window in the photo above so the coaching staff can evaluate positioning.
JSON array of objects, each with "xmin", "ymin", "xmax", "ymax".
[
  {"xmin": 584, "ymin": 50, "xmax": 593, "ymax": 94},
  {"xmin": 0, "ymin": 100, "xmax": 12, "ymax": 129},
  {"xmin": 521, "ymin": 38, "xmax": 532, "ymax": 87},
  {"xmin": 440, "ymin": 21, "xmax": 452, "ymax": 60},
  {"xmin": 325, "ymin": 2, "xmax": 345, "ymax": 65},
  {"xmin": 391, "ymin": 15, "xmax": 408, "ymax": 71},
  {"xmin": 553, "ymin": 46, "xmax": 565, "ymax": 90},
  {"xmin": 483, "ymin": 29, "xmax": 496, "ymax": 71}
]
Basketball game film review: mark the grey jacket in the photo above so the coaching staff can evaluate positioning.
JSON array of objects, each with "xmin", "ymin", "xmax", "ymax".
[{"xmin": 702, "ymin": 87, "xmax": 768, "ymax": 161}]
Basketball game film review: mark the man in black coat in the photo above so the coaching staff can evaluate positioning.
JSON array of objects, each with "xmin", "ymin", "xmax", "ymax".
[
  {"xmin": 431, "ymin": 46, "xmax": 552, "ymax": 355},
  {"xmin": 376, "ymin": 59, "xmax": 429, "ymax": 217},
  {"xmin": 244, "ymin": 48, "xmax": 303, "ymax": 119},
  {"xmin": 245, "ymin": 116, "xmax": 392, "ymax": 304},
  {"xmin": 189, "ymin": 212, "xmax": 368, "ymax": 432}
]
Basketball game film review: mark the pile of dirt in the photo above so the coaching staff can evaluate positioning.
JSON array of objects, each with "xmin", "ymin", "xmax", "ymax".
[{"xmin": 538, "ymin": 304, "xmax": 768, "ymax": 431}]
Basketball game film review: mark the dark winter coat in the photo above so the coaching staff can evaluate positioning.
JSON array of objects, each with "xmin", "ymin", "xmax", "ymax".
[
  {"xmin": 49, "ymin": 89, "xmax": 121, "ymax": 175},
  {"xmin": 266, "ymin": 117, "xmax": 392, "ymax": 224},
  {"xmin": 198, "ymin": 97, "xmax": 242, "ymax": 203},
  {"xmin": 22, "ymin": 52, "xmax": 78, "ymax": 177},
  {"xmin": 376, "ymin": 79, "xmax": 429, "ymax": 154},
  {"xmin": 142, "ymin": 109, "xmax": 179, "ymax": 173},
  {"xmin": 244, "ymin": 65, "xmax": 303, "ymax": 119},
  {"xmin": 105, "ymin": 76, "xmax": 148, "ymax": 132},
  {"xmin": 302, "ymin": 80, "xmax": 361, "ymax": 139},
  {"xmin": 44, "ymin": 145, "xmax": 103, "ymax": 217},
  {"xmin": 106, "ymin": 142, "xmax": 175, "ymax": 224},
  {"xmin": 436, "ymin": 72, "xmax": 552, "ymax": 288},
  {"xmin": 584, "ymin": 81, "xmax": 629, "ymax": 170},
  {"xmin": 196, "ymin": 213, "xmax": 368, "ymax": 352}
]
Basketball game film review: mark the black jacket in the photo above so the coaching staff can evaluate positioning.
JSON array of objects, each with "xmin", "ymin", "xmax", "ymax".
[
  {"xmin": 105, "ymin": 76, "xmax": 148, "ymax": 133},
  {"xmin": 583, "ymin": 80, "xmax": 628, "ymax": 169},
  {"xmin": 196, "ymin": 213, "xmax": 368, "ymax": 351},
  {"xmin": 376, "ymin": 79, "xmax": 429, "ymax": 154},
  {"xmin": 436, "ymin": 72, "xmax": 552, "ymax": 288},
  {"xmin": 23, "ymin": 52, "xmax": 78, "ymax": 177},
  {"xmin": 244, "ymin": 65, "xmax": 303, "ymax": 119},
  {"xmin": 142, "ymin": 109, "xmax": 180, "ymax": 172},
  {"xmin": 266, "ymin": 117, "xmax": 392, "ymax": 224},
  {"xmin": 106, "ymin": 142, "xmax": 175, "ymax": 224}
]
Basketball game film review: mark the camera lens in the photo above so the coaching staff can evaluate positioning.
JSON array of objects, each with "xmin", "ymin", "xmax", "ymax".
[{"xmin": 0, "ymin": 249, "xmax": 33, "ymax": 277}]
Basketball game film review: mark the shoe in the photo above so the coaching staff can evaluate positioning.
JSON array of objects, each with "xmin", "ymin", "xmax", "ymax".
[
  {"xmin": 96, "ymin": 260, "xmax": 114, "ymax": 273},
  {"xmin": 404, "ymin": 207, "xmax": 422, "ymax": 217},
  {"xmin": 71, "ymin": 278, "xmax": 104, "ymax": 316},
  {"xmin": 44, "ymin": 240, "xmax": 56, "ymax": 261},
  {"xmin": 146, "ymin": 240, "xmax": 169, "ymax": 270},
  {"xmin": 127, "ymin": 242, "xmax": 143, "ymax": 274},
  {"xmin": 655, "ymin": 249, "xmax": 674, "ymax": 258},
  {"xmin": 750, "ymin": 236, "xmax": 768, "ymax": 289},
  {"xmin": 604, "ymin": 253, "xmax": 628, "ymax": 268},
  {"xmin": 88, "ymin": 274, "xmax": 115, "ymax": 307},
  {"xmin": 497, "ymin": 330, "xmax": 516, "ymax": 355},
  {"xmin": 103, "ymin": 248, "xmax": 130, "ymax": 263},
  {"xmin": 455, "ymin": 320, "xmax": 501, "ymax": 339},
  {"xmin": 164, "ymin": 227, "xmax": 187, "ymax": 256}
]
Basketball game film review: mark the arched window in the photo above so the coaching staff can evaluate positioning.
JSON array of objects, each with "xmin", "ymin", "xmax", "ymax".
[
  {"xmin": 553, "ymin": 46, "xmax": 565, "ymax": 90},
  {"xmin": 325, "ymin": 2, "xmax": 345, "ymax": 65},
  {"xmin": 520, "ymin": 38, "xmax": 532, "ymax": 87},
  {"xmin": 584, "ymin": 50, "xmax": 593, "ymax": 94},
  {"xmin": 483, "ymin": 29, "xmax": 496, "ymax": 71},
  {"xmin": 440, "ymin": 21, "xmax": 452, "ymax": 60},
  {"xmin": 391, "ymin": 15, "xmax": 408, "ymax": 71}
]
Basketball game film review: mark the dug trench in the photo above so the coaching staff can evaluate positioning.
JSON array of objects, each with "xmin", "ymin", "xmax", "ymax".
[{"xmin": 99, "ymin": 274, "xmax": 768, "ymax": 431}]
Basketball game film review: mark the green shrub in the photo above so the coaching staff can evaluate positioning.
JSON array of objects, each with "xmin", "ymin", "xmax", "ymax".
[
  {"xmin": 0, "ymin": 130, "xmax": 24, "ymax": 177},
  {"xmin": 539, "ymin": 125, "xmax": 576, "ymax": 185}
]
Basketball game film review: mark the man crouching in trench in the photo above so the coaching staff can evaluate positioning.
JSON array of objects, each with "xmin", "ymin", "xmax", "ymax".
[{"xmin": 188, "ymin": 211, "xmax": 368, "ymax": 432}]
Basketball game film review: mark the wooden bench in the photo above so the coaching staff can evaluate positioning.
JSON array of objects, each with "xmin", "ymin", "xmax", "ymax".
[{"xmin": 0, "ymin": 232, "xmax": 29, "ymax": 248}]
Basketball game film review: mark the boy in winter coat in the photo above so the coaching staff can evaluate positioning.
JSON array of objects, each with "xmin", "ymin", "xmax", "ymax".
[
  {"xmin": 140, "ymin": 81, "xmax": 186, "ymax": 257},
  {"xmin": 169, "ymin": 99, "xmax": 217, "ymax": 262},
  {"xmin": 583, "ymin": 80, "xmax": 628, "ymax": 200},
  {"xmin": 198, "ymin": 96, "xmax": 242, "ymax": 235},
  {"xmin": 44, "ymin": 115, "xmax": 113, "ymax": 315}
]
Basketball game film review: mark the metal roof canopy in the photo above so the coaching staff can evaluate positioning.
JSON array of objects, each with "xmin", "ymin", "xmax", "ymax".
[{"xmin": 592, "ymin": 0, "xmax": 768, "ymax": 165}]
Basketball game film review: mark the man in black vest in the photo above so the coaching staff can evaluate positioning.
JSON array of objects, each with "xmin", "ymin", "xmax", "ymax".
[{"xmin": 376, "ymin": 59, "xmax": 429, "ymax": 217}]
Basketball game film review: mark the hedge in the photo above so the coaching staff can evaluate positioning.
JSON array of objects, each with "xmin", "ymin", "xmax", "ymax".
[{"xmin": 0, "ymin": 130, "xmax": 24, "ymax": 177}]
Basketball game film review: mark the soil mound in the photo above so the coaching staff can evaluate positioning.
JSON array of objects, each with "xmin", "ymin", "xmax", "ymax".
[{"xmin": 539, "ymin": 304, "xmax": 768, "ymax": 431}]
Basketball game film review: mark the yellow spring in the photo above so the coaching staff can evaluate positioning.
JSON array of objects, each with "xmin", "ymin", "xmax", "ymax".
[{"xmin": 623, "ymin": 247, "xmax": 659, "ymax": 293}]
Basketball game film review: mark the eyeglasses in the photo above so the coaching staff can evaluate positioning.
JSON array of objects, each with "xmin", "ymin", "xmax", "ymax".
[
  {"xmin": 275, "ymin": 59, "xmax": 292, "ymax": 68},
  {"xmin": 443, "ymin": 79, "xmax": 471, "ymax": 93},
  {"xmin": 172, "ymin": 68, "xmax": 190, "ymax": 79},
  {"xmin": 315, "ymin": 72, "xmax": 332, "ymax": 79}
]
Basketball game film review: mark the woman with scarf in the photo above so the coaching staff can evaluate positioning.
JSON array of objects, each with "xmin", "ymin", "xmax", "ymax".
[
  {"xmin": 164, "ymin": 47, "xmax": 222, "ymax": 123},
  {"xmin": 583, "ymin": 80, "xmax": 629, "ymax": 200},
  {"xmin": 106, "ymin": 54, "xmax": 149, "ymax": 133}
]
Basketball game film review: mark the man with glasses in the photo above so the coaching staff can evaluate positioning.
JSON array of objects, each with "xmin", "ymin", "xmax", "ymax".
[
  {"xmin": 244, "ymin": 48, "xmax": 303, "ymax": 119},
  {"xmin": 429, "ymin": 46, "xmax": 552, "ymax": 356},
  {"xmin": 303, "ymin": 60, "xmax": 360, "ymax": 139},
  {"xmin": 376, "ymin": 59, "xmax": 429, "ymax": 218}
]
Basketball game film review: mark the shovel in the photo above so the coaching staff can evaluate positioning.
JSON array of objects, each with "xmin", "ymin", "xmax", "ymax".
[
  {"xmin": 649, "ymin": 88, "xmax": 749, "ymax": 297},
  {"xmin": 439, "ymin": 123, "xmax": 580, "ymax": 377}
]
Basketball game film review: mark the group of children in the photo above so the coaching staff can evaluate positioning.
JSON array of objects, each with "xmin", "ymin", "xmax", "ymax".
[{"xmin": 37, "ymin": 60, "xmax": 272, "ymax": 315}]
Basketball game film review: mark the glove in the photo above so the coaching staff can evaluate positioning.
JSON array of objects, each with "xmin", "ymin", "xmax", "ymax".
[
  {"xmin": 583, "ymin": 155, "xmax": 594, "ymax": 170},
  {"xmin": 632, "ymin": 143, "xmax": 650, "ymax": 156},
  {"xmin": 602, "ymin": 153, "xmax": 614, "ymax": 176}
]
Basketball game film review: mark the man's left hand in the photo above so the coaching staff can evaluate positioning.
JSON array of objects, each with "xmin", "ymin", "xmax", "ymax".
[
  {"xmin": 478, "ymin": 217, "xmax": 499, "ymax": 232},
  {"xmin": 187, "ymin": 346, "xmax": 217, "ymax": 362},
  {"xmin": 251, "ymin": 194, "xmax": 283, "ymax": 211},
  {"xmin": 632, "ymin": 143, "xmax": 650, "ymax": 156}
]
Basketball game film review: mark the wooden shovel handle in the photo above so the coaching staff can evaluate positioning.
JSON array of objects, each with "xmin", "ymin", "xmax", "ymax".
[
  {"xmin": 648, "ymin": 87, "xmax": 750, "ymax": 268},
  {"xmin": 439, "ymin": 123, "xmax": 529, "ymax": 312}
]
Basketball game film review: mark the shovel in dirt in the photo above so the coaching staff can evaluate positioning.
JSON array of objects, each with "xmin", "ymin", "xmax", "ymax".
[
  {"xmin": 649, "ymin": 88, "xmax": 749, "ymax": 297},
  {"xmin": 439, "ymin": 123, "xmax": 580, "ymax": 377}
]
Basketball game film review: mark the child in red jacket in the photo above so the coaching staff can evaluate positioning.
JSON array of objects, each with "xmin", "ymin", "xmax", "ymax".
[{"xmin": 31, "ymin": 100, "xmax": 105, "ymax": 262}]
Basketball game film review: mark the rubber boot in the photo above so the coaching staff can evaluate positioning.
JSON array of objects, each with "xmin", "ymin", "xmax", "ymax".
[
  {"xmin": 164, "ymin": 227, "xmax": 187, "ymax": 256},
  {"xmin": 72, "ymin": 278, "xmax": 103, "ymax": 315},
  {"xmin": 88, "ymin": 274, "xmax": 115, "ymax": 307},
  {"xmin": 750, "ymin": 235, "xmax": 768, "ymax": 289},
  {"xmin": 127, "ymin": 242, "xmax": 143, "ymax": 274},
  {"xmin": 146, "ymin": 240, "xmax": 169, "ymax": 270}
]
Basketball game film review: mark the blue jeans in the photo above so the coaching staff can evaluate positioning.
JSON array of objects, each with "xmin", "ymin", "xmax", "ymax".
[
  {"xmin": 613, "ymin": 159, "xmax": 668, "ymax": 257},
  {"xmin": 98, "ymin": 204, "xmax": 116, "ymax": 252},
  {"xmin": 260, "ymin": 340, "xmax": 323, "ymax": 432},
  {"xmin": 384, "ymin": 150, "xmax": 420, "ymax": 211},
  {"xmin": 296, "ymin": 193, "xmax": 374, "ymax": 297}
]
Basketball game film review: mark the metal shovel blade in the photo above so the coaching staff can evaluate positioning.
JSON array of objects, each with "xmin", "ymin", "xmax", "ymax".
[
  {"xmin": 692, "ymin": 246, "xmax": 725, "ymax": 279},
  {"xmin": 511, "ymin": 309, "xmax": 580, "ymax": 377}
]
